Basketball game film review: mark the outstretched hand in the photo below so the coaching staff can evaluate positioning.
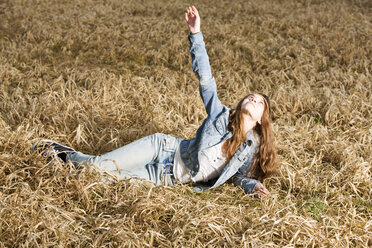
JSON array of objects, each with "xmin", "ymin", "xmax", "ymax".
[
  {"xmin": 185, "ymin": 5, "xmax": 200, "ymax": 34},
  {"xmin": 253, "ymin": 183, "xmax": 270, "ymax": 198}
]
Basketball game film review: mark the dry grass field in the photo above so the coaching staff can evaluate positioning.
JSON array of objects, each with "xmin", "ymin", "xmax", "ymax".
[{"xmin": 0, "ymin": 0, "xmax": 371, "ymax": 247}]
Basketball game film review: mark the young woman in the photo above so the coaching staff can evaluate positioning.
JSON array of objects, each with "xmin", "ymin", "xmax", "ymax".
[{"xmin": 34, "ymin": 6, "xmax": 277, "ymax": 198}]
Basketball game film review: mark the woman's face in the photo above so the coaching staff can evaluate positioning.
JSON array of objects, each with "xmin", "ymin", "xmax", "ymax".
[{"xmin": 241, "ymin": 94, "xmax": 265, "ymax": 124}]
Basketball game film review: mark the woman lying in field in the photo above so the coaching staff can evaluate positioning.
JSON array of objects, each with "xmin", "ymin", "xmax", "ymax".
[{"xmin": 33, "ymin": 6, "xmax": 277, "ymax": 198}]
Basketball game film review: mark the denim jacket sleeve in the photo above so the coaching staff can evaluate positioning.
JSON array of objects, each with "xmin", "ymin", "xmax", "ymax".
[
  {"xmin": 189, "ymin": 32, "xmax": 224, "ymax": 118},
  {"xmin": 232, "ymin": 170, "xmax": 261, "ymax": 194}
]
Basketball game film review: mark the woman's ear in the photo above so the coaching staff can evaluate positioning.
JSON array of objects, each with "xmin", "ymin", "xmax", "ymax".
[{"xmin": 258, "ymin": 119, "xmax": 262, "ymax": 125}]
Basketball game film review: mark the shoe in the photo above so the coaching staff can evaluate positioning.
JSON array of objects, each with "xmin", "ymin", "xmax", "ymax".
[{"xmin": 32, "ymin": 139, "xmax": 75, "ymax": 163}]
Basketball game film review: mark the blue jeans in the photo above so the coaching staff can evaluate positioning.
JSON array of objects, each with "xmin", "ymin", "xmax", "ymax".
[{"xmin": 68, "ymin": 133, "xmax": 183, "ymax": 186}]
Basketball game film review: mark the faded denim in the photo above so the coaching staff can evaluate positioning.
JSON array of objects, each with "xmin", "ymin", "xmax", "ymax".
[{"xmin": 69, "ymin": 133, "xmax": 182, "ymax": 186}]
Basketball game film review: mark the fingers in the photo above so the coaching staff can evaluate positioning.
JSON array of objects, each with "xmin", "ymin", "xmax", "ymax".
[
  {"xmin": 254, "ymin": 189, "xmax": 269, "ymax": 198},
  {"xmin": 253, "ymin": 184, "xmax": 270, "ymax": 198},
  {"xmin": 264, "ymin": 187, "xmax": 271, "ymax": 195},
  {"xmin": 186, "ymin": 6, "xmax": 197, "ymax": 18},
  {"xmin": 185, "ymin": 9, "xmax": 194, "ymax": 22},
  {"xmin": 253, "ymin": 189, "xmax": 264, "ymax": 198},
  {"xmin": 185, "ymin": 8, "xmax": 191, "ymax": 20},
  {"xmin": 259, "ymin": 186, "xmax": 270, "ymax": 195},
  {"xmin": 254, "ymin": 192, "xmax": 262, "ymax": 198},
  {"xmin": 192, "ymin": 5, "xmax": 199, "ymax": 16}
]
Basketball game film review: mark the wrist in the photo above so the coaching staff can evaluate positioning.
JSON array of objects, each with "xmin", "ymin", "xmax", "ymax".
[{"xmin": 190, "ymin": 29, "xmax": 201, "ymax": 35}]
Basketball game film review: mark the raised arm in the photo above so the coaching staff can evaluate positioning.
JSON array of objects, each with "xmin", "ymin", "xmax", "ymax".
[{"xmin": 185, "ymin": 6, "xmax": 223, "ymax": 117}]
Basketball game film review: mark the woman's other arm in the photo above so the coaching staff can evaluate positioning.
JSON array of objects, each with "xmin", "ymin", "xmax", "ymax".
[
  {"xmin": 185, "ymin": 6, "xmax": 223, "ymax": 117},
  {"xmin": 232, "ymin": 170, "xmax": 270, "ymax": 198}
]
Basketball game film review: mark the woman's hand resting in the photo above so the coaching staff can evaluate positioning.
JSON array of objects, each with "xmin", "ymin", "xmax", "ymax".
[{"xmin": 253, "ymin": 183, "xmax": 270, "ymax": 198}]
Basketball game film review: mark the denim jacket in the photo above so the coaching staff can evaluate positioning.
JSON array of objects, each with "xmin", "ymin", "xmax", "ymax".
[{"xmin": 179, "ymin": 32, "xmax": 261, "ymax": 194}]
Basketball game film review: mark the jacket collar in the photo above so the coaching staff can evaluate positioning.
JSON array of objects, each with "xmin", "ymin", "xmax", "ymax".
[
  {"xmin": 245, "ymin": 129, "xmax": 259, "ymax": 148},
  {"xmin": 245, "ymin": 129, "xmax": 254, "ymax": 141}
]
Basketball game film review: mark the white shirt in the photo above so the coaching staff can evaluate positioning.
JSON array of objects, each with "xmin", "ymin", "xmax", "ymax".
[{"xmin": 173, "ymin": 142, "xmax": 227, "ymax": 184}]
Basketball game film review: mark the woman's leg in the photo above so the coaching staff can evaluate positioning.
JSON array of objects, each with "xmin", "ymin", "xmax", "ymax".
[{"xmin": 68, "ymin": 133, "xmax": 182, "ymax": 184}]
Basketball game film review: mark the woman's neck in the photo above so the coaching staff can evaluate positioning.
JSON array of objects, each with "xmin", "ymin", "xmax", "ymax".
[{"xmin": 242, "ymin": 115, "xmax": 257, "ymax": 135}]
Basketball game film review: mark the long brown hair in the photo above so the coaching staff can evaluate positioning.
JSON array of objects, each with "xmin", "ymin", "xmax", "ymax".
[{"xmin": 222, "ymin": 93, "xmax": 277, "ymax": 182}]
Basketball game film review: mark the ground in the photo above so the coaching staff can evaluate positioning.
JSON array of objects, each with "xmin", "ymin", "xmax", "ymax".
[{"xmin": 0, "ymin": 0, "xmax": 371, "ymax": 247}]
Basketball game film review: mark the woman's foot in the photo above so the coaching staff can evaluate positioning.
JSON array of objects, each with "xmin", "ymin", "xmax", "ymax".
[{"xmin": 32, "ymin": 140, "xmax": 75, "ymax": 162}]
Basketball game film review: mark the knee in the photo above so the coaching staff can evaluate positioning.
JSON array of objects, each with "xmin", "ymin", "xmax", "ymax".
[
  {"xmin": 150, "ymin": 133, "xmax": 166, "ymax": 146},
  {"xmin": 151, "ymin": 133, "xmax": 165, "ymax": 142},
  {"xmin": 151, "ymin": 133, "xmax": 165, "ymax": 139}
]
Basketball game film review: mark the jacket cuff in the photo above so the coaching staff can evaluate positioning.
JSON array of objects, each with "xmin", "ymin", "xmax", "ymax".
[
  {"xmin": 242, "ymin": 179, "xmax": 260, "ymax": 194},
  {"xmin": 188, "ymin": 32, "xmax": 204, "ymax": 44}
]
